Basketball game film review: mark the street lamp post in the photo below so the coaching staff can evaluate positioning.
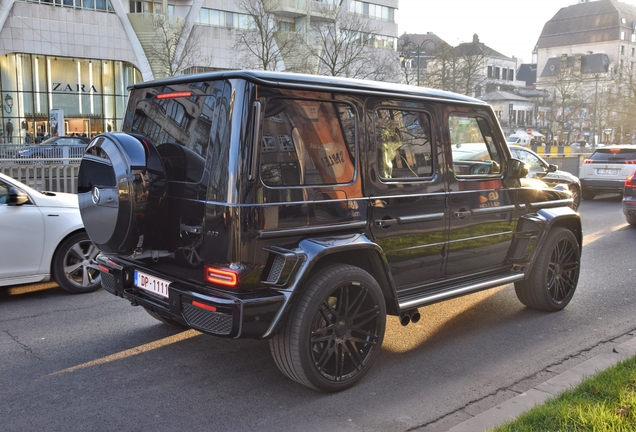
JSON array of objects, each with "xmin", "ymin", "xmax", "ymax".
[
  {"xmin": 592, "ymin": 74, "xmax": 599, "ymax": 145},
  {"xmin": 0, "ymin": 94, "xmax": 13, "ymax": 113},
  {"xmin": 400, "ymin": 39, "xmax": 434, "ymax": 87}
]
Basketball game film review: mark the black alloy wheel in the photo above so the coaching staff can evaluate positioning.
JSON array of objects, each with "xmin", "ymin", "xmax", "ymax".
[
  {"xmin": 270, "ymin": 264, "xmax": 386, "ymax": 392},
  {"xmin": 515, "ymin": 227, "xmax": 580, "ymax": 311}
]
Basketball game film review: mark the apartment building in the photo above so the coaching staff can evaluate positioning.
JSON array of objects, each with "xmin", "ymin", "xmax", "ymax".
[{"xmin": 0, "ymin": 0, "xmax": 398, "ymax": 143}]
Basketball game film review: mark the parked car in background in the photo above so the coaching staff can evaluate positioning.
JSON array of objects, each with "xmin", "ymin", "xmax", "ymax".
[
  {"xmin": 623, "ymin": 170, "xmax": 636, "ymax": 226},
  {"xmin": 579, "ymin": 145, "xmax": 636, "ymax": 200},
  {"xmin": 509, "ymin": 145, "xmax": 581, "ymax": 210},
  {"xmin": 13, "ymin": 136, "xmax": 90, "ymax": 160},
  {"xmin": 0, "ymin": 173, "xmax": 101, "ymax": 293}
]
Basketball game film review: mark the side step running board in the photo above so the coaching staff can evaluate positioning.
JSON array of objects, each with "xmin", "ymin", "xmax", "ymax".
[{"xmin": 398, "ymin": 273, "xmax": 525, "ymax": 311}]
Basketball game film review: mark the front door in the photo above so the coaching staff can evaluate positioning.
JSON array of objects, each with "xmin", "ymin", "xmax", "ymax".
[
  {"xmin": 366, "ymin": 101, "xmax": 446, "ymax": 290},
  {"xmin": 445, "ymin": 112, "xmax": 516, "ymax": 276}
]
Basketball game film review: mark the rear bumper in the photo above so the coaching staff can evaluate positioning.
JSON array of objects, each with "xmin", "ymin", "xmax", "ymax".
[
  {"xmin": 580, "ymin": 178, "xmax": 625, "ymax": 194},
  {"xmin": 97, "ymin": 255, "xmax": 286, "ymax": 339}
]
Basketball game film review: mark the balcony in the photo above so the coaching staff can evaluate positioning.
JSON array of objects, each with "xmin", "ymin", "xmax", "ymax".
[{"xmin": 264, "ymin": 0, "xmax": 339, "ymax": 21}]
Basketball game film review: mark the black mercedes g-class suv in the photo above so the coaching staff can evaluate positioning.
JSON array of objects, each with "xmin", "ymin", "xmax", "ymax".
[{"xmin": 78, "ymin": 70, "xmax": 582, "ymax": 392}]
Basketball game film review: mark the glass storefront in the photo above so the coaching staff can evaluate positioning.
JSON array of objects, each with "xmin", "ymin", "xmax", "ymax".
[{"xmin": 0, "ymin": 53, "xmax": 142, "ymax": 144}]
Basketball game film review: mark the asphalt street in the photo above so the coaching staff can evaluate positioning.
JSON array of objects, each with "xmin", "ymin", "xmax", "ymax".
[{"xmin": 0, "ymin": 194, "xmax": 634, "ymax": 432}]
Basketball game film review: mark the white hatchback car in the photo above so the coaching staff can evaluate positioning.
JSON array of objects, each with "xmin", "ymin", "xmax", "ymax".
[{"xmin": 0, "ymin": 173, "xmax": 101, "ymax": 293}]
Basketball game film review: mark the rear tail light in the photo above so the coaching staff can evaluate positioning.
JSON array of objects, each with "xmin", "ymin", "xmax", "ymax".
[
  {"xmin": 156, "ymin": 91, "xmax": 192, "ymax": 99},
  {"xmin": 205, "ymin": 266, "xmax": 238, "ymax": 288},
  {"xmin": 626, "ymin": 172, "xmax": 636, "ymax": 186},
  {"xmin": 584, "ymin": 159, "xmax": 592, "ymax": 164}
]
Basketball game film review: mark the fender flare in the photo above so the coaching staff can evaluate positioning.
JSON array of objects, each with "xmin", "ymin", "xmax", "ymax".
[{"xmin": 261, "ymin": 232, "xmax": 397, "ymax": 338}]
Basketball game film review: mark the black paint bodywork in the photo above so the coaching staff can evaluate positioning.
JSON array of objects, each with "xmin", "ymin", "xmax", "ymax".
[{"xmin": 78, "ymin": 71, "xmax": 582, "ymax": 340}]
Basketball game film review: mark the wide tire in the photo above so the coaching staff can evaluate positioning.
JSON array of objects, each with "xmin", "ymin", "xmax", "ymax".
[
  {"xmin": 581, "ymin": 190, "xmax": 595, "ymax": 201},
  {"xmin": 515, "ymin": 227, "xmax": 580, "ymax": 311},
  {"xmin": 269, "ymin": 264, "xmax": 386, "ymax": 392},
  {"xmin": 51, "ymin": 231, "xmax": 101, "ymax": 294},
  {"xmin": 569, "ymin": 184, "xmax": 581, "ymax": 210}
]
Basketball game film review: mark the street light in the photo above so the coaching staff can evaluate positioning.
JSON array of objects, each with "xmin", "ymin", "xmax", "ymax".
[
  {"xmin": 399, "ymin": 39, "xmax": 434, "ymax": 86},
  {"xmin": 592, "ymin": 74, "xmax": 599, "ymax": 145},
  {"xmin": 0, "ymin": 94, "xmax": 13, "ymax": 114}
]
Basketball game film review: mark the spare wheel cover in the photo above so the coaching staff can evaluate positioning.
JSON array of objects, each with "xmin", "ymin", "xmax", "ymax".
[{"xmin": 78, "ymin": 133, "xmax": 166, "ymax": 254}]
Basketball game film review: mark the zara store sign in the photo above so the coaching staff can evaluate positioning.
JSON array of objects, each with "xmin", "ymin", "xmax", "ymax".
[{"xmin": 52, "ymin": 83, "xmax": 99, "ymax": 93}]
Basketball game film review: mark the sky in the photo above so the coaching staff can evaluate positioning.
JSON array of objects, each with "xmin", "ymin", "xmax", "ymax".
[{"xmin": 397, "ymin": 0, "xmax": 636, "ymax": 63}]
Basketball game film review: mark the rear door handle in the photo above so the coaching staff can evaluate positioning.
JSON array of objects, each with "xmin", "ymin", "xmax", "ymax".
[
  {"xmin": 374, "ymin": 218, "xmax": 398, "ymax": 227},
  {"xmin": 453, "ymin": 210, "xmax": 471, "ymax": 220}
]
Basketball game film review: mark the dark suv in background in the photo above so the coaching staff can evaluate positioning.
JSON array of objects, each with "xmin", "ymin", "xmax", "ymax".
[{"xmin": 77, "ymin": 71, "xmax": 582, "ymax": 392}]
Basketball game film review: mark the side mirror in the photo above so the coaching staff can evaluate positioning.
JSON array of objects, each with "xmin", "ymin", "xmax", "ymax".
[
  {"xmin": 508, "ymin": 158, "xmax": 528, "ymax": 179},
  {"xmin": 548, "ymin": 164, "xmax": 558, "ymax": 173},
  {"xmin": 8, "ymin": 186, "xmax": 29, "ymax": 205}
]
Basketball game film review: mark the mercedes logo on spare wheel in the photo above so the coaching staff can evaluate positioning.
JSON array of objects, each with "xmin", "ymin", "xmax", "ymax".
[{"xmin": 91, "ymin": 187, "xmax": 101, "ymax": 205}]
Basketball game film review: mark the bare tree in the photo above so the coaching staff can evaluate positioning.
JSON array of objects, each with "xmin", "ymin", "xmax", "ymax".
[
  {"xmin": 145, "ymin": 15, "xmax": 210, "ymax": 78},
  {"xmin": 542, "ymin": 74, "xmax": 588, "ymax": 144},
  {"xmin": 233, "ymin": 0, "xmax": 304, "ymax": 71},
  {"xmin": 423, "ymin": 38, "xmax": 490, "ymax": 96},
  {"xmin": 308, "ymin": 10, "xmax": 399, "ymax": 81}
]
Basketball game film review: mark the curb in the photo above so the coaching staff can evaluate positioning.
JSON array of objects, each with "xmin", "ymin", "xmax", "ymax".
[{"xmin": 447, "ymin": 336, "xmax": 636, "ymax": 432}]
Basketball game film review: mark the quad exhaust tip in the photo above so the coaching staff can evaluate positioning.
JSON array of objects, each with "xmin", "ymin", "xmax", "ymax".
[{"xmin": 400, "ymin": 309, "xmax": 421, "ymax": 326}]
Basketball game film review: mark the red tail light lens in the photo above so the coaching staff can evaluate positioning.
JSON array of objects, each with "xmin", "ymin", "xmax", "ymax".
[
  {"xmin": 584, "ymin": 159, "xmax": 592, "ymax": 164},
  {"xmin": 205, "ymin": 266, "xmax": 238, "ymax": 288},
  {"xmin": 626, "ymin": 172, "xmax": 636, "ymax": 186}
]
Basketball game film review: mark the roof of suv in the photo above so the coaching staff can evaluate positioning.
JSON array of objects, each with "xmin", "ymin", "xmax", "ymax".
[{"xmin": 129, "ymin": 70, "xmax": 486, "ymax": 106}]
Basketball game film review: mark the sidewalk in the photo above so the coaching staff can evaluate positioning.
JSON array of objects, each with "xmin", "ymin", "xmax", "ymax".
[{"xmin": 447, "ymin": 336, "xmax": 636, "ymax": 432}]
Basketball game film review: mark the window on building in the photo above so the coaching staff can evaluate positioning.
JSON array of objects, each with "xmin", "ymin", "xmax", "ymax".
[
  {"xmin": 621, "ymin": 31, "xmax": 626, "ymax": 40},
  {"xmin": 349, "ymin": 1, "xmax": 396, "ymax": 22},
  {"xmin": 494, "ymin": 67, "xmax": 500, "ymax": 79},
  {"xmin": 502, "ymin": 69, "xmax": 507, "ymax": 80},
  {"xmin": 22, "ymin": 0, "xmax": 115, "ymax": 12},
  {"xmin": 196, "ymin": 8, "xmax": 254, "ymax": 29},
  {"xmin": 278, "ymin": 21, "xmax": 295, "ymax": 32},
  {"xmin": 621, "ymin": 45, "xmax": 625, "ymax": 55},
  {"xmin": 632, "ymin": 47, "xmax": 635, "ymax": 57},
  {"xmin": 508, "ymin": 69, "xmax": 514, "ymax": 81},
  {"xmin": 487, "ymin": 66, "xmax": 493, "ymax": 78}
]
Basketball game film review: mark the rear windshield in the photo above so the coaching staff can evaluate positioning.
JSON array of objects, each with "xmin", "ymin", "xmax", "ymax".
[
  {"xmin": 588, "ymin": 148, "xmax": 636, "ymax": 163},
  {"xmin": 124, "ymin": 80, "xmax": 232, "ymax": 182}
]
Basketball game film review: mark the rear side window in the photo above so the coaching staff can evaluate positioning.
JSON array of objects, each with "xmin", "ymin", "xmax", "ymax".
[
  {"xmin": 260, "ymin": 98, "xmax": 356, "ymax": 187},
  {"xmin": 374, "ymin": 108, "xmax": 433, "ymax": 179},
  {"xmin": 588, "ymin": 148, "xmax": 636, "ymax": 163}
]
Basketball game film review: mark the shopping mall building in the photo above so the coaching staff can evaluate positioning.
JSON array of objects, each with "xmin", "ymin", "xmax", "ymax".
[{"xmin": 0, "ymin": 0, "xmax": 398, "ymax": 144}]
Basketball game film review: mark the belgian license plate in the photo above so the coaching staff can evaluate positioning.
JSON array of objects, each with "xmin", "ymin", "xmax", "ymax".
[
  {"xmin": 596, "ymin": 169, "xmax": 619, "ymax": 175},
  {"xmin": 134, "ymin": 270, "xmax": 170, "ymax": 298}
]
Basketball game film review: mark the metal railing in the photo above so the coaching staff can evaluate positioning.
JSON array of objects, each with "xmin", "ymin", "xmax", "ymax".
[
  {"xmin": 0, "ymin": 143, "xmax": 86, "ymax": 160},
  {"xmin": 0, "ymin": 161, "xmax": 81, "ymax": 193}
]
